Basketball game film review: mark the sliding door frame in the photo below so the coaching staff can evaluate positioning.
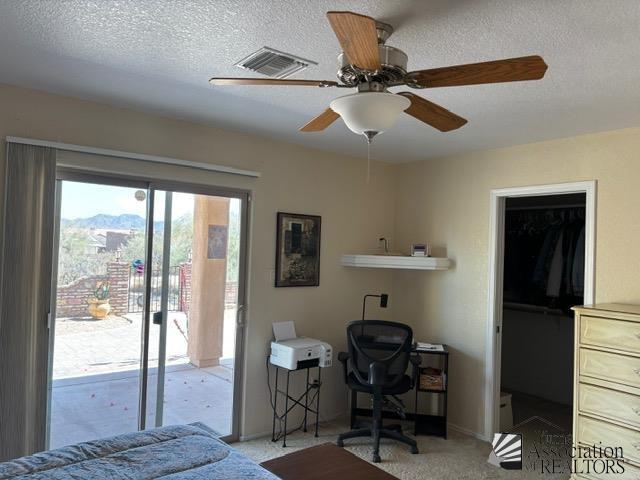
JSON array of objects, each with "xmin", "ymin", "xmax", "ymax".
[
  {"xmin": 148, "ymin": 180, "xmax": 250, "ymax": 443},
  {"xmin": 50, "ymin": 170, "xmax": 152, "ymax": 442},
  {"xmin": 44, "ymin": 179, "xmax": 63, "ymax": 450},
  {"xmin": 50, "ymin": 169, "xmax": 251, "ymax": 443},
  {"xmin": 152, "ymin": 191, "xmax": 173, "ymax": 428}
]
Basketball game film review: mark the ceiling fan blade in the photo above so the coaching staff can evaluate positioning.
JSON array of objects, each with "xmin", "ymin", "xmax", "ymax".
[
  {"xmin": 326, "ymin": 11, "xmax": 381, "ymax": 71},
  {"xmin": 299, "ymin": 108, "xmax": 340, "ymax": 132},
  {"xmin": 398, "ymin": 92, "xmax": 467, "ymax": 132},
  {"xmin": 406, "ymin": 55, "xmax": 548, "ymax": 88},
  {"xmin": 209, "ymin": 77, "xmax": 338, "ymax": 87}
]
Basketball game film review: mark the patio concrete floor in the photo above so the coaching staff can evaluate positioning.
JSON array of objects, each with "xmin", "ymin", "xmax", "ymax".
[
  {"xmin": 49, "ymin": 362, "xmax": 233, "ymax": 448},
  {"xmin": 49, "ymin": 309, "xmax": 236, "ymax": 448},
  {"xmin": 52, "ymin": 310, "xmax": 236, "ymax": 379}
]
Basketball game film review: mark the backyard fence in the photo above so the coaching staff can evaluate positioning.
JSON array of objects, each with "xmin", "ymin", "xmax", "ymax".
[
  {"xmin": 56, "ymin": 260, "xmax": 238, "ymax": 318},
  {"xmin": 127, "ymin": 265, "xmax": 181, "ymax": 313}
]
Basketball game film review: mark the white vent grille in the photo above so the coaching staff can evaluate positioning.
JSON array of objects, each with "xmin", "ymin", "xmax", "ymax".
[{"xmin": 235, "ymin": 47, "xmax": 317, "ymax": 79}]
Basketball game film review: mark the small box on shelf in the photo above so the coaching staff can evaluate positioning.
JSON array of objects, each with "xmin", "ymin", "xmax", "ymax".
[
  {"xmin": 419, "ymin": 367, "xmax": 446, "ymax": 391},
  {"xmin": 411, "ymin": 243, "xmax": 430, "ymax": 257}
]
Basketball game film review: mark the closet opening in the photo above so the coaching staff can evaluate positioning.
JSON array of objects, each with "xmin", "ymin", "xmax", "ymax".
[{"xmin": 499, "ymin": 192, "xmax": 586, "ymax": 462}]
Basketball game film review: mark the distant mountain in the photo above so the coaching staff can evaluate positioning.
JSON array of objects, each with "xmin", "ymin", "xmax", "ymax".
[
  {"xmin": 62, "ymin": 214, "xmax": 161, "ymax": 230},
  {"xmin": 61, "ymin": 213, "xmax": 193, "ymax": 231}
]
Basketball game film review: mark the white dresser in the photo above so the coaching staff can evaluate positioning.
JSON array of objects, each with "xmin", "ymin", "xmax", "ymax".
[{"xmin": 573, "ymin": 304, "xmax": 640, "ymax": 480}]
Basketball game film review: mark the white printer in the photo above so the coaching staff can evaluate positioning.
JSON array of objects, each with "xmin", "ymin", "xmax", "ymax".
[{"xmin": 269, "ymin": 321, "xmax": 332, "ymax": 370}]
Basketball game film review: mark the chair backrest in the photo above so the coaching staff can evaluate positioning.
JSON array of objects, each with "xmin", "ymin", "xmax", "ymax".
[{"xmin": 346, "ymin": 320, "xmax": 413, "ymax": 388}]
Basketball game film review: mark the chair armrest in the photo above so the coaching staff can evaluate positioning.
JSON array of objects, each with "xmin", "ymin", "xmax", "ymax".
[
  {"xmin": 409, "ymin": 354, "xmax": 421, "ymax": 387},
  {"xmin": 338, "ymin": 352, "xmax": 350, "ymax": 383}
]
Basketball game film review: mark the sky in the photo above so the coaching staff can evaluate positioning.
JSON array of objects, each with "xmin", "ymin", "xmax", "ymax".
[{"xmin": 59, "ymin": 181, "xmax": 228, "ymax": 220}]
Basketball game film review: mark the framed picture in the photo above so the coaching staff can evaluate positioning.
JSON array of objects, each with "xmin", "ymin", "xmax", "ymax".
[{"xmin": 275, "ymin": 212, "xmax": 321, "ymax": 287}]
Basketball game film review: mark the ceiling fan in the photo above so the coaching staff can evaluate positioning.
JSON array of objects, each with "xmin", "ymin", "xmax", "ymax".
[{"xmin": 210, "ymin": 11, "xmax": 548, "ymax": 142}]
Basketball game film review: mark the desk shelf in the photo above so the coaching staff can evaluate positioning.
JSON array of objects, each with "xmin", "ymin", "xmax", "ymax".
[
  {"xmin": 340, "ymin": 254, "xmax": 451, "ymax": 271},
  {"xmin": 414, "ymin": 346, "xmax": 449, "ymax": 438},
  {"xmin": 417, "ymin": 388, "xmax": 447, "ymax": 394},
  {"xmin": 414, "ymin": 414, "xmax": 447, "ymax": 437}
]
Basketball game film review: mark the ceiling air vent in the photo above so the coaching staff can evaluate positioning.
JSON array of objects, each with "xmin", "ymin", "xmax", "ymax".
[{"xmin": 235, "ymin": 47, "xmax": 317, "ymax": 79}]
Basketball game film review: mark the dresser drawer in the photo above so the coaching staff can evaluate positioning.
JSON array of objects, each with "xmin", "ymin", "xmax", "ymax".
[
  {"xmin": 575, "ymin": 460, "xmax": 640, "ymax": 480},
  {"xmin": 579, "ymin": 383, "xmax": 640, "ymax": 428},
  {"xmin": 577, "ymin": 415, "xmax": 640, "ymax": 466},
  {"xmin": 580, "ymin": 348, "xmax": 640, "ymax": 389},
  {"xmin": 580, "ymin": 315, "xmax": 640, "ymax": 354}
]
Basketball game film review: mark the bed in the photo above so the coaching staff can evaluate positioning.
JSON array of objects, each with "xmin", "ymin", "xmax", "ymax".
[{"xmin": 0, "ymin": 424, "xmax": 279, "ymax": 479}]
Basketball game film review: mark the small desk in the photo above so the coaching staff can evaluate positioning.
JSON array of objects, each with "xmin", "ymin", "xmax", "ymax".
[
  {"xmin": 269, "ymin": 363, "xmax": 322, "ymax": 447},
  {"xmin": 350, "ymin": 345, "xmax": 449, "ymax": 439}
]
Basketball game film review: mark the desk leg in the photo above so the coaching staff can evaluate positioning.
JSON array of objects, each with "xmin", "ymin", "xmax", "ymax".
[
  {"xmin": 315, "ymin": 367, "xmax": 321, "ymax": 437},
  {"xmin": 283, "ymin": 371, "xmax": 290, "ymax": 447},
  {"xmin": 350, "ymin": 390, "xmax": 357, "ymax": 429},
  {"xmin": 303, "ymin": 368, "xmax": 309, "ymax": 432},
  {"xmin": 443, "ymin": 354, "xmax": 449, "ymax": 439},
  {"xmin": 414, "ymin": 373, "xmax": 419, "ymax": 436},
  {"xmin": 271, "ymin": 367, "xmax": 278, "ymax": 442}
]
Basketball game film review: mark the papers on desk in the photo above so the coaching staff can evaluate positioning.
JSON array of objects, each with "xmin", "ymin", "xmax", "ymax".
[{"xmin": 416, "ymin": 342, "xmax": 444, "ymax": 352}]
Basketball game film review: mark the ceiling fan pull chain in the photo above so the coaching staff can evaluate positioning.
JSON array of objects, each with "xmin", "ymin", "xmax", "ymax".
[
  {"xmin": 367, "ymin": 139, "xmax": 371, "ymax": 184},
  {"xmin": 363, "ymin": 131, "xmax": 377, "ymax": 183},
  {"xmin": 362, "ymin": 130, "xmax": 378, "ymax": 183}
]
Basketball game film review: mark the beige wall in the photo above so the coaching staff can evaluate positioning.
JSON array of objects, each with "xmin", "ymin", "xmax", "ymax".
[
  {"xmin": 4, "ymin": 80, "xmax": 640, "ymax": 445},
  {"xmin": 393, "ymin": 127, "xmax": 640, "ymax": 437},
  {"xmin": 0, "ymin": 83, "xmax": 397, "ymax": 439}
]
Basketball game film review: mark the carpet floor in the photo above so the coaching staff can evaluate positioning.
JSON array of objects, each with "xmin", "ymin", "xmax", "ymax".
[{"xmin": 234, "ymin": 419, "xmax": 569, "ymax": 480}]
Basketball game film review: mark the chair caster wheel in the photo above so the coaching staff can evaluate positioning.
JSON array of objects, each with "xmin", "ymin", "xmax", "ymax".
[
  {"xmin": 411, "ymin": 446, "xmax": 419, "ymax": 454},
  {"xmin": 336, "ymin": 439, "xmax": 344, "ymax": 447},
  {"xmin": 373, "ymin": 454, "xmax": 381, "ymax": 463}
]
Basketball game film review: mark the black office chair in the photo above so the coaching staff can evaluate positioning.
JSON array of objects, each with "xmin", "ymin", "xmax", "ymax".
[{"xmin": 336, "ymin": 320, "xmax": 420, "ymax": 463}]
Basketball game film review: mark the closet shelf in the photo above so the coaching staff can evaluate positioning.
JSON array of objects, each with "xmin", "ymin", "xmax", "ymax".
[{"xmin": 340, "ymin": 254, "xmax": 451, "ymax": 271}]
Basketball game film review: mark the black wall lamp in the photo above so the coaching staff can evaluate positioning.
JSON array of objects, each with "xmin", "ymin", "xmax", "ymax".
[{"xmin": 362, "ymin": 293, "xmax": 389, "ymax": 320}]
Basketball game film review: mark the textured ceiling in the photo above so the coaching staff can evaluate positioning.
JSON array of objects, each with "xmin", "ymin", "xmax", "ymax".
[{"xmin": 0, "ymin": 0, "xmax": 639, "ymax": 163}]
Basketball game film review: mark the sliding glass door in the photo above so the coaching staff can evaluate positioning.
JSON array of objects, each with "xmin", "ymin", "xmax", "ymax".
[
  {"xmin": 48, "ymin": 179, "xmax": 150, "ymax": 447},
  {"xmin": 143, "ymin": 186, "xmax": 245, "ymax": 438},
  {"xmin": 48, "ymin": 175, "xmax": 247, "ymax": 448}
]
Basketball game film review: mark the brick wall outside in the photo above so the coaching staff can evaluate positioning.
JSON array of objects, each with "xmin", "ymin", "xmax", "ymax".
[
  {"xmin": 56, "ymin": 261, "xmax": 129, "ymax": 318},
  {"xmin": 179, "ymin": 262, "xmax": 192, "ymax": 313},
  {"xmin": 56, "ymin": 274, "xmax": 108, "ymax": 317},
  {"xmin": 106, "ymin": 262, "xmax": 129, "ymax": 315},
  {"xmin": 56, "ymin": 260, "xmax": 237, "ymax": 318},
  {"xmin": 178, "ymin": 262, "xmax": 236, "ymax": 311}
]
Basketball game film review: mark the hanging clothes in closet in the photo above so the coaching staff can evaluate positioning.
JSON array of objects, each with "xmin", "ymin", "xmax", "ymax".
[{"xmin": 504, "ymin": 206, "xmax": 585, "ymax": 314}]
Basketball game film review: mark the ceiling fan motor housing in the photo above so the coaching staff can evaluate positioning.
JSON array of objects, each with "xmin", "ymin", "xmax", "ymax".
[{"xmin": 337, "ymin": 45, "xmax": 408, "ymax": 87}]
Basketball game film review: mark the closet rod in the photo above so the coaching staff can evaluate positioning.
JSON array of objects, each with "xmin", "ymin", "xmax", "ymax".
[{"xmin": 506, "ymin": 204, "xmax": 585, "ymax": 211}]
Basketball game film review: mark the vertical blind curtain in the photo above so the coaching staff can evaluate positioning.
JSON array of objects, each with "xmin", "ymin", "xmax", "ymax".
[{"xmin": 0, "ymin": 142, "xmax": 56, "ymax": 461}]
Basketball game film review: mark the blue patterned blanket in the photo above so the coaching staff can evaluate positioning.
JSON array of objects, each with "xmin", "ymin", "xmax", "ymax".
[{"xmin": 0, "ymin": 424, "xmax": 280, "ymax": 479}]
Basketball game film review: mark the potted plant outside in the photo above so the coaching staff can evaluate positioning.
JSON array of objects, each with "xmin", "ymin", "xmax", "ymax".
[{"xmin": 87, "ymin": 281, "xmax": 111, "ymax": 319}]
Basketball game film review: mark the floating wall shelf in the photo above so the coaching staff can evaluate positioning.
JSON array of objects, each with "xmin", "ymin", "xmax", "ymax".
[{"xmin": 340, "ymin": 254, "xmax": 451, "ymax": 271}]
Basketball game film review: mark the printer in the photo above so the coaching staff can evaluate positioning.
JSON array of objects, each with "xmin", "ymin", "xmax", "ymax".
[
  {"xmin": 269, "ymin": 321, "xmax": 332, "ymax": 370},
  {"xmin": 270, "ymin": 337, "xmax": 332, "ymax": 370}
]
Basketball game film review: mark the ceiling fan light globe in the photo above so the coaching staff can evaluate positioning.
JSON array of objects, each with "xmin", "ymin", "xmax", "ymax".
[{"xmin": 330, "ymin": 92, "xmax": 410, "ymax": 136}]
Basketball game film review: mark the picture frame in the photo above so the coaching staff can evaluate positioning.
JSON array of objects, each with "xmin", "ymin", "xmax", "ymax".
[{"xmin": 275, "ymin": 212, "xmax": 321, "ymax": 287}]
